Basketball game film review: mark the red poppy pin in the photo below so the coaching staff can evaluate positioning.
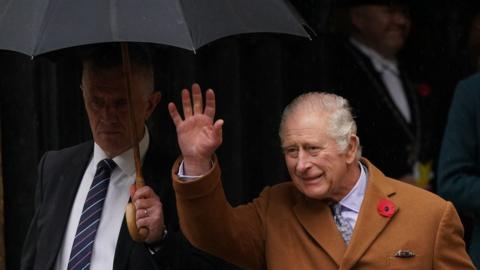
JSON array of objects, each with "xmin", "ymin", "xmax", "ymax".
[
  {"xmin": 377, "ymin": 198, "xmax": 396, "ymax": 218},
  {"xmin": 417, "ymin": 83, "xmax": 432, "ymax": 97}
]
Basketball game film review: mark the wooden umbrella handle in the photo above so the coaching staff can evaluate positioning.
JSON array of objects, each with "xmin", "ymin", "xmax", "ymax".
[
  {"xmin": 125, "ymin": 177, "xmax": 149, "ymax": 242},
  {"xmin": 126, "ymin": 200, "xmax": 149, "ymax": 242},
  {"xmin": 121, "ymin": 43, "xmax": 149, "ymax": 242}
]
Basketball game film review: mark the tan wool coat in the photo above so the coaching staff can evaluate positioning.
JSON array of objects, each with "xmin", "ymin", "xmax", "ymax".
[{"xmin": 172, "ymin": 158, "xmax": 475, "ymax": 269}]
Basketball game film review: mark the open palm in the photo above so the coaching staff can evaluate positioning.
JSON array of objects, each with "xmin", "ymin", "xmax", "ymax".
[{"xmin": 168, "ymin": 84, "xmax": 223, "ymax": 175}]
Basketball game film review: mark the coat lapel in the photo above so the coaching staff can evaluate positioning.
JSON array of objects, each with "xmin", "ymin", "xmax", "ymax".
[
  {"xmin": 293, "ymin": 196, "xmax": 346, "ymax": 267},
  {"xmin": 340, "ymin": 159, "xmax": 397, "ymax": 270},
  {"xmin": 401, "ymin": 73, "xmax": 422, "ymax": 162},
  {"xmin": 41, "ymin": 143, "xmax": 92, "ymax": 270}
]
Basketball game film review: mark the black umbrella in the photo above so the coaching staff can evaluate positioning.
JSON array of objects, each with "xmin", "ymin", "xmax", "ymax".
[
  {"xmin": 0, "ymin": 0, "xmax": 310, "ymax": 56},
  {"xmin": 0, "ymin": 0, "xmax": 311, "ymax": 242}
]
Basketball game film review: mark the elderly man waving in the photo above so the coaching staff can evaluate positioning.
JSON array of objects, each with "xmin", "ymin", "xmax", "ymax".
[{"xmin": 169, "ymin": 84, "xmax": 474, "ymax": 269}]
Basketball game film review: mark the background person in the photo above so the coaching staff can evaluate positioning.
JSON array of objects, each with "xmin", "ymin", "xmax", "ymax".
[
  {"xmin": 437, "ymin": 73, "xmax": 480, "ymax": 267},
  {"xmin": 323, "ymin": 0, "xmax": 437, "ymax": 187}
]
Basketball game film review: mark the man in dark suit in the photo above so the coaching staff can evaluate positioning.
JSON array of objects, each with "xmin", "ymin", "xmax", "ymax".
[
  {"xmin": 326, "ymin": 0, "xmax": 435, "ymax": 186},
  {"xmin": 20, "ymin": 44, "xmax": 230, "ymax": 270}
]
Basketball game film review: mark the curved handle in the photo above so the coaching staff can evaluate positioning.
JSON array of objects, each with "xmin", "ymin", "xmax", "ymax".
[{"xmin": 126, "ymin": 202, "xmax": 149, "ymax": 242}]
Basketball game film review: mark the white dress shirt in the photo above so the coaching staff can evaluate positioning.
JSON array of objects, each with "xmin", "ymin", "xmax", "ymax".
[
  {"xmin": 337, "ymin": 162, "xmax": 368, "ymax": 229},
  {"xmin": 55, "ymin": 130, "xmax": 149, "ymax": 270},
  {"xmin": 350, "ymin": 38, "xmax": 412, "ymax": 123}
]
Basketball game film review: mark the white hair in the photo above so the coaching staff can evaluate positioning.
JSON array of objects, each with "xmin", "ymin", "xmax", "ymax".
[{"xmin": 279, "ymin": 92, "xmax": 361, "ymax": 158}]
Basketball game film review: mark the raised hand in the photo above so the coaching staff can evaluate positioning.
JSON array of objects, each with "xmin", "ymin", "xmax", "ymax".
[{"xmin": 168, "ymin": 83, "xmax": 223, "ymax": 175}]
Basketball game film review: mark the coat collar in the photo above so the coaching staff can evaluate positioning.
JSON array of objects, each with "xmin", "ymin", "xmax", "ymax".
[
  {"xmin": 292, "ymin": 158, "xmax": 398, "ymax": 268},
  {"xmin": 340, "ymin": 158, "xmax": 398, "ymax": 269}
]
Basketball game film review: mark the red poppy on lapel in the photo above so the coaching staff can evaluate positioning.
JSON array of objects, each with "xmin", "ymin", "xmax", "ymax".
[
  {"xmin": 377, "ymin": 198, "xmax": 396, "ymax": 218},
  {"xmin": 417, "ymin": 83, "xmax": 432, "ymax": 97}
]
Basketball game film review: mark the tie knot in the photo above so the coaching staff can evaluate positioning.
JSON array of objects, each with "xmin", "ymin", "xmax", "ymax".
[
  {"xmin": 330, "ymin": 203, "xmax": 353, "ymax": 245},
  {"xmin": 97, "ymin": 159, "xmax": 117, "ymax": 174},
  {"xmin": 331, "ymin": 203, "xmax": 342, "ymax": 216}
]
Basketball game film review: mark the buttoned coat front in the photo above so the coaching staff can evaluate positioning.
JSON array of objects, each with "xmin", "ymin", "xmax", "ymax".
[{"xmin": 173, "ymin": 158, "xmax": 475, "ymax": 269}]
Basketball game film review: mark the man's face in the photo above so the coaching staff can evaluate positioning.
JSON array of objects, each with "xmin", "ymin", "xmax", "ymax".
[
  {"xmin": 352, "ymin": 5, "xmax": 411, "ymax": 58},
  {"xmin": 281, "ymin": 110, "xmax": 358, "ymax": 201},
  {"xmin": 82, "ymin": 65, "xmax": 160, "ymax": 157}
]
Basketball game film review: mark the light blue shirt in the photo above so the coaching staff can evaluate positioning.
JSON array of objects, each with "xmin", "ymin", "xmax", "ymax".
[{"xmin": 337, "ymin": 162, "xmax": 368, "ymax": 230}]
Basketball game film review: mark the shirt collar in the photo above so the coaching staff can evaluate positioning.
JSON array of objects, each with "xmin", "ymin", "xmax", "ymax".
[
  {"xmin": 350, "ymin": 38, "xmax": 399, "ymax": 75},
  {"xmin": 92, "ymin": 126, "xmax": 150, "ymax": 179},
  {"xmin": 339, "ymin": 162, "xmax": 368, "ymax": 213}
]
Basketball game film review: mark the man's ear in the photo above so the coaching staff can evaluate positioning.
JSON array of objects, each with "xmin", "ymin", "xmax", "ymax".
[
  {"xmin": 145, "ymin": 91, "xmax": 161, "ymax": 119},
  {"xmin": 345, "ymin": 134, "xmax": 359, "ymax": 164}
]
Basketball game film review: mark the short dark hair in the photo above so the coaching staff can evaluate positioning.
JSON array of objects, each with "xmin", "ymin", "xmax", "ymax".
[
  {"xmin": 80, "ymin": 42, "xmax": 153, "ymax": 72},
  {"xmin": 80, "ymin": 43, "xmax": 156, "ymax": 93}
]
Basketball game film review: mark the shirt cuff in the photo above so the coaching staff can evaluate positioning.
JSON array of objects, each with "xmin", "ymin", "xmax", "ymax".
[
  {"xmin": 177, "ymin": 160, "xmax": 209, "ymax": 181},
  {"xmin": 146, "ymin": 228, "xmax": 168, "ymax": 255}
]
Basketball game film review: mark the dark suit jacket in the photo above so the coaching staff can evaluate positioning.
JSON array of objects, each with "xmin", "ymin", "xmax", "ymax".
[
  {"xmin": 173, "ymin": 157, "xmax": 475, "ymax": 269},
  {"xmin": 331, "ymin": 40, "xmax": 422, "ymax": 179},
  {"xmin": 20, "ymin": 139, "xmax": 233, "ymax": 270}
]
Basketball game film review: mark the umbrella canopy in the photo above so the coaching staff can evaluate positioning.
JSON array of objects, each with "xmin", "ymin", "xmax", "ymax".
[
  {"xmin": 0, "ymin": 0, "xmax": 311, "ymax": 242},
  {"xmin": 0, "ymin": 0, "xmax": 310, "ymax": 57}
]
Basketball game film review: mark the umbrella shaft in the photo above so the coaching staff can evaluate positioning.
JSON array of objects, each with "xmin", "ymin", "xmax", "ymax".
[{"xmin": 120, "ymin": 43, "xmax": 144, "ymax": 188}]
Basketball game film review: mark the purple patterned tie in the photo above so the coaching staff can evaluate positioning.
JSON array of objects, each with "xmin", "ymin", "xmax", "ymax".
[
  {"xmin": 331, "ymin": 204, "xmax": 353, "ymax": 245},
  {"xmin": 67, "ymin": 159, "xmax": 116, "ymax": 270}
]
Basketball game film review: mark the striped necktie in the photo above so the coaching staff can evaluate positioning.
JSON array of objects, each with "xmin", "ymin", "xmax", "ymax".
[
  {"xmin": 331, "ymin": 203, "xmax": 353, "ymax": 245},
  {"xmin": 67, "ymin": 159, "xmax": 117, "ymax": 270}
]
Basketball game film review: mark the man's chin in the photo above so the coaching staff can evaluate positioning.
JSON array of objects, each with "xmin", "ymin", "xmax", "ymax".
[
  {"xmin": 96, "ymin": 132, "xmax": 126, "ymax": 142},
  {"xmin": 299, "ymin": 184, "xmax": 328, "ymax": 200},
  {"xmin": 98, "ymin": 131, "xmax": 122, "ymax": 136},
  {"xmin": 95, "ymin": 138, "xmax": 129, "ymax": 155}
]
